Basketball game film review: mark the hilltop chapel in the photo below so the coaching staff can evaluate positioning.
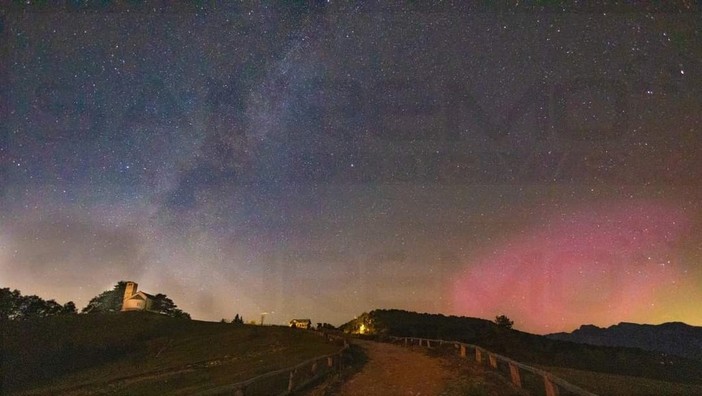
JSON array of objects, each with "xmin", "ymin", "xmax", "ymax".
[{"xmin": 121, "ymin": 281, "xmax": 155, "ymax": 312}]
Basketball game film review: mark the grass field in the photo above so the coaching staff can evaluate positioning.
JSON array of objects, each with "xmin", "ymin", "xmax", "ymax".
[
  {"xmin": 1, "ymin": 312, "xmax": 340, "ymax": 395},
  {"xmin": 541, "ymin": 366, "xmax": 702, "ymax": 396}
]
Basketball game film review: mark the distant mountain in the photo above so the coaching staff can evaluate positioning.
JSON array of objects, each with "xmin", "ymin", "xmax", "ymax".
[{"xmin": 547, "ymin": 322, "xmax": 702, "ymax": 361}]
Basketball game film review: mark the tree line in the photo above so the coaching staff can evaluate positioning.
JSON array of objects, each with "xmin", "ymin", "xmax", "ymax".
[
  {"xmin": 0, "ymin": 288, "xmax": 77, "ymax": 320},
  {"xmin": 221, "ymin": 314, "xmax": 245, "ymax": 324},
  {"xmin": 1, "ymin": 281, "xmax": 190, "ymax": 321}
]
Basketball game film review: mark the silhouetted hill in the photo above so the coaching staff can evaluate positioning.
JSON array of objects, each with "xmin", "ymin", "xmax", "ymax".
[
  {"xmin": 341, "ymin": 309, "xmax": 702, "ymax": 385},
  {"xmin": 547, "ymin": 322, "xmax": 702, "ymax": 361},
  {"xmin": 1, "ymin": 311, "xmax": 338, "ymax": 394}
]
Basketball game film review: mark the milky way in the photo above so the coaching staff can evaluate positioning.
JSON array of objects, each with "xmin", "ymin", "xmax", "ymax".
[{"xmin": 1, "ymin": 3, "xmax": 701, "ymax": 332}]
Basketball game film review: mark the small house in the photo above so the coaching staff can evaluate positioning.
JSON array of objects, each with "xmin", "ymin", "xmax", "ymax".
[
  {"xmin": 121, "ymin": 281, "xmax": 155, "ymax": 312},
  {"xmin": 289, "ymin": 319, "xmax": 312, "ymax": 329}
]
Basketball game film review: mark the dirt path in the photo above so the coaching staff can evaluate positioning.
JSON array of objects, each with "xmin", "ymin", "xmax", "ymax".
[{"xmin": 335, "ymin": 340, "xmax": 450, "ymax": 396}]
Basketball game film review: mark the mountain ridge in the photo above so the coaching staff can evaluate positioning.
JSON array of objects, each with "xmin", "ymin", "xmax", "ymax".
[{"xmin": 547, "ymin": 321, "xmax": 702, "ymax": 361}]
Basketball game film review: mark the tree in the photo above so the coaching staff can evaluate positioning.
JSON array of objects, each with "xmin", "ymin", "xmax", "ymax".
[
  {"xmin": 232, "ymin": 314, "xmax": 244, "ymax": 324},
  {"xmin": 81, "ymin": 281, "xmax": 128, "ymax": 314},
  {"xmin": 316, "ymin": 322, "xmax": 336, "ymax": 330},
  {"xmin": 495, "ymin": 314, "xmax": 514, "ymax": 329},
  {"xmin": 150, "ymin": 293, "xmax": 191, "ymax": 319},
  {"xmin": 0, "ymin": 288, "xmax": 21, "ymax": 320},
  {"xmin": 62, "ymin": 301, "xmax": 77, "ymax": 314},
  {"xmin": 1, "ymin": 287, "xmax": 77, "ymax": 320},
  {"xmin": 19, "ymin": 297, "xmax": 64, "ymax": 318}
]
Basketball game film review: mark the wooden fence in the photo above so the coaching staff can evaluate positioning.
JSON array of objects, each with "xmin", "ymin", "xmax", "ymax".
[
  {"xmin": 390, "ymin": 336, "xmax": 598, "ymax": 396},
  {"xmin": 196, "ymin": 336, "xmax": 349, "ymax": 396}
]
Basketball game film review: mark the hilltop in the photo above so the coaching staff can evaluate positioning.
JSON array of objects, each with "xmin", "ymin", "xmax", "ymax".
[
  {"xmin": 340, "ymin": 309, "xmax": 702, "ymax": 386},
  {"xmin": 1, "ymin": 311, "xmax": 339, "ymax": 394},
  {"xmin": 547, "ymin": 321, "xmax": 702, "ymax": 361}
]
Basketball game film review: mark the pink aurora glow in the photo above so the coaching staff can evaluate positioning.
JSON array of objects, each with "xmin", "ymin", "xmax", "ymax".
[{"xmin": 450, "ymin": 201, "xmax": 693, "ymax": 333}]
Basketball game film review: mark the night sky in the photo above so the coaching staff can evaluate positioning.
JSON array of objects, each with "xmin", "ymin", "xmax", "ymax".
[{"xmin": 1, "ymin": 2, "xmax": 701, "ymax": 333}]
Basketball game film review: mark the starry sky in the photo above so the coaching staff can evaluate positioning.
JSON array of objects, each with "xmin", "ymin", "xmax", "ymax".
[{"xmin": 1, "ymin": 2, "xmax": 701, "ymax": 333}]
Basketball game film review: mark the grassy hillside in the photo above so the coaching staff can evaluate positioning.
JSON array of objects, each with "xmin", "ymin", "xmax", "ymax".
[
  {"xmin": 341, "ymin": 309, "xmax": 702, "ymax": 386},
  {"xmin": 541, "ymin": 366, "xmax": 702, "ymax": 396},
  {"xmin": 1, "ymin": 312, "xmax": 339, "ymax": 395}
]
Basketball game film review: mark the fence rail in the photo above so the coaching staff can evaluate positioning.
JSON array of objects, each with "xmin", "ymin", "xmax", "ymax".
[
  {"xmin": 196, "ymin": 335, "xmax": 349, "ymax": 396},
  {"xmin": 390, "ymin": 336, "xmax": 598, "ymax": 396}
]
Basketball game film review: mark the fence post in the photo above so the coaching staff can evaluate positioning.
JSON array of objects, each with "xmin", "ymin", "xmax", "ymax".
[
  {"xmin": 234, "ymin": 388, "xmax": 245, "ymax": 396},
  {"xmin": 405, "ymin": 337, "xmax": 408, "ymax": 346},
  {"xmin": 544, "ymin": 375, "xmax": 560, "ymax": 396},
  {"xmin": 288, "ymin": 370, "xmax": 295, "ymax": 393},
  {"xmin": 488, "ymin": 353, "xmax": 498, "ymax": 368},
  {"xmin": 427, "ymin": 340, "xmax": 431, "ymax": 348},
  {"xmin": 311, "ymin": 361, "xmax": 318, "ymax": 374},
  {"xmin": 508, "ymin": 362, "xmax": 522, "ymax": 388},
  {"xmin": 475, "ymin": 348, "xmax": 482, "ymax": 363},
  {"xmin": 460, "ymin": 344, "xmax": 466, "ymax": 358}
]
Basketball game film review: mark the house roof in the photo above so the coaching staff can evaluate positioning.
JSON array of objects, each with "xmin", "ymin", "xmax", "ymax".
[
  {"xmin": 290, "ymin": 319, "xmax": 311, "ymax": 323},
  {"xmin": 126, "ymin": 291, "xmax": 155, "ymax": 301}
]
